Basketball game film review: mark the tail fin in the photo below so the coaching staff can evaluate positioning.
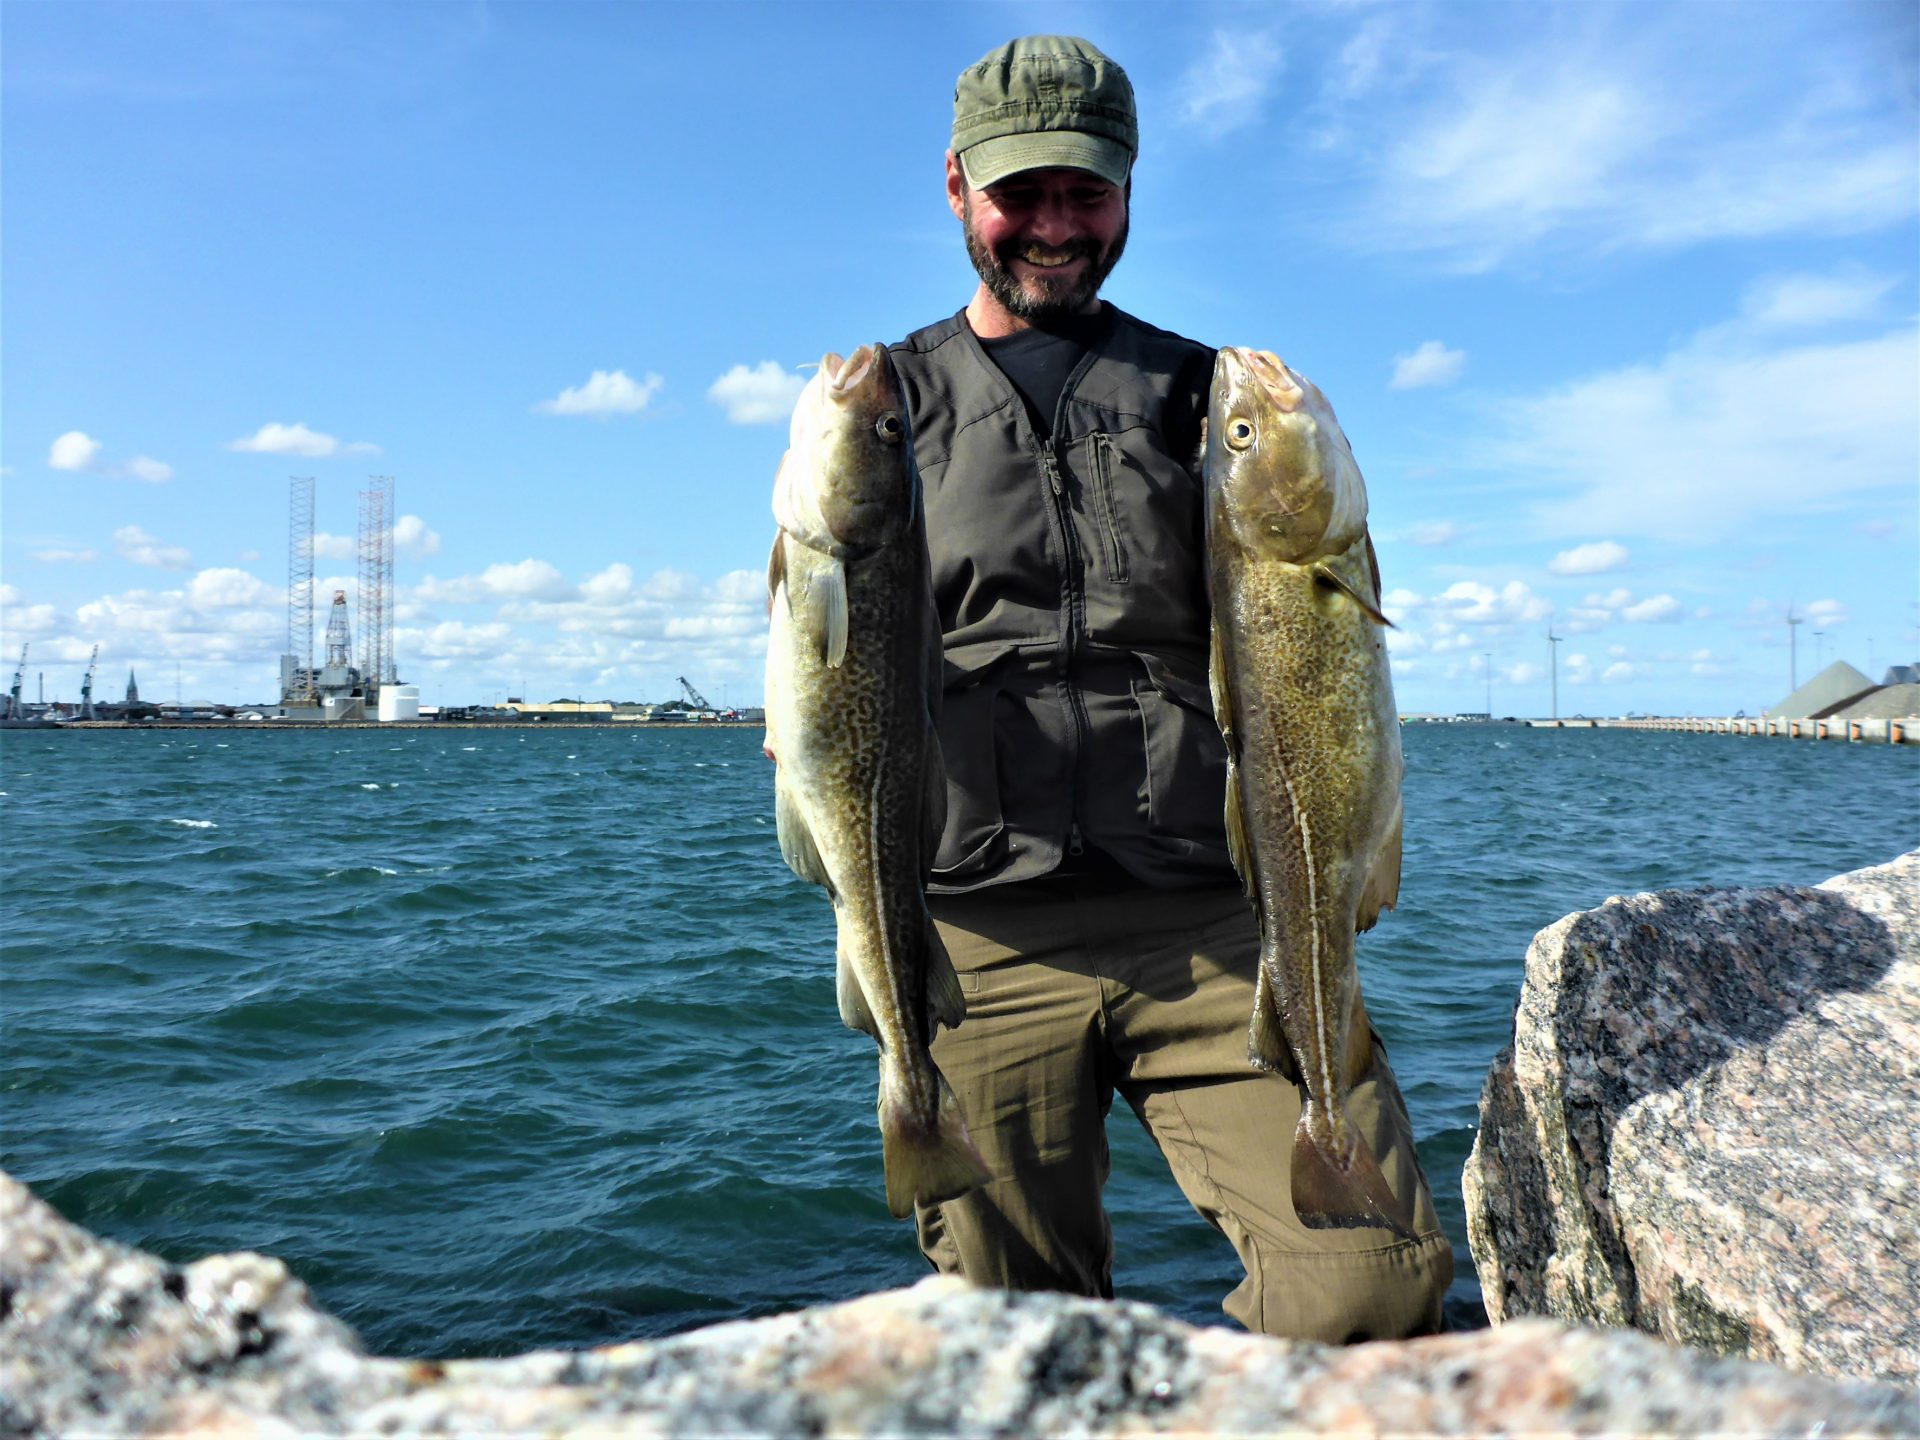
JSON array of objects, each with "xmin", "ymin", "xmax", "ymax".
[
  {"xmin": 879, "ymin": 1066, "xmax": 991, "ymax": 1220},
  {"xmin": 1291, "ymin": 1098, "xmax": 1415, "ymax": 1242}
]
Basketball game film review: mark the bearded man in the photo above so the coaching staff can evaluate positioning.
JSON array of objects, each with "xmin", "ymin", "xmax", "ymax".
[{"xmin": 883, "ymin": 35, "xmax": 1453, "ymax": 1341}]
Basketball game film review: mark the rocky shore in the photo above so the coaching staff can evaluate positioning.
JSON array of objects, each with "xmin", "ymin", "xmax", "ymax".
[
  {"xmin": 5, "ymin": 1168, "xmax": 1914, "ymax": 1437},
  {"xmin": 1464, "ymin": 851, "xmax": 1919, "ymax": 1386}
]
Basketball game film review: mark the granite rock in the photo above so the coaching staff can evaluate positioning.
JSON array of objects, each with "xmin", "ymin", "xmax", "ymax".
[
  {"xmin": 4, "ymin": 1170, "xmax": 1914, "ymax": 1436},
  {"xmin": 1464, "ymin": 851, "xmax": 1920, "ymax": 1385}
]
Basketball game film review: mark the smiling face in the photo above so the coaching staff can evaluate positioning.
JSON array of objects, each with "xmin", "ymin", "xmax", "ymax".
[{"xmin": 947, "ymin": 159, "xmax": 1129, "ymax": 332}]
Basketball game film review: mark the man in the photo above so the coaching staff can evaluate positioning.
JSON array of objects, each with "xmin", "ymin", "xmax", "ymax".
[{"xmin": 884, "ymin": 35, "xmax": 1452, "ymax": 1341}]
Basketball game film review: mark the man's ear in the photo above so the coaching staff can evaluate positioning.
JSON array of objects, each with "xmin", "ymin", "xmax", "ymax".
[{"xmin": 945, "ymin": 151, "xmax": 967, "ymax": 221}]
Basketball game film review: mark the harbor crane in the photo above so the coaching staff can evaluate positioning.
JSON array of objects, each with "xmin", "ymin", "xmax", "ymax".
[
  {"xmin": 677, "ymin": 675, "xmax": 714, "ymax": 712},
  {"xmin": 78, "ymin": 645, "xmax": 100, "ymax": 721},
  {"xmin": 4, "ymin": 644, "xmax": 25, "ymax": 720}
]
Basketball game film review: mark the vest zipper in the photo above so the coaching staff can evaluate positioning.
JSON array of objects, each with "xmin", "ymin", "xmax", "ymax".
[{"xmin": 1085, "ymin": 433, "xmax": 1129, "ymax": 583}]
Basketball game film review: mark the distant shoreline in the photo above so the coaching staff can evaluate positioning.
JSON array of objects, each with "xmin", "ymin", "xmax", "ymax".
[{"xmin": 20, "ymin": 720, "xmax": 767, "ymax": 731}]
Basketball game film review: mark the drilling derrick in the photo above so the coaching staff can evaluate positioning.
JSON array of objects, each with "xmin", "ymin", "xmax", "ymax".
[
  {"xmin": 357, "ymin": 475, "xmax": 395, "ymax": 702},
  {"xmin": 324, "ymin": 590, "xmax": 355, "ymax": 672},
  {"xmin": 284, "ymin": 476, "xmax": 316, "ymax": 703}
]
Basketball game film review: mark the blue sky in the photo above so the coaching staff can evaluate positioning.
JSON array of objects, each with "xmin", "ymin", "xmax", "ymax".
[{"xmin": 4, "ymin": 0, "xmax": 1915, "ymax": 715}]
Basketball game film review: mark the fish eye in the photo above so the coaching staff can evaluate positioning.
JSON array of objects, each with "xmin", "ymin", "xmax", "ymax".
[
  {"xmin": 875, "ymin": 413, "xmax": 904, "ymax": 444},
  {"xmin": 1226, "ymin": 418, "xmax": 1256, "ymax": 450}
]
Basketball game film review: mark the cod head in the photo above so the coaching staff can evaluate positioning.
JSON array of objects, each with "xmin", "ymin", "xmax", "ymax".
[
  {"xmin": 774, "ymin": 345, "xmax": 917, "ymax": 559},
  {"xmin": 1206, "ymin": 347, "xmax": 1369, "ymax": 565}
]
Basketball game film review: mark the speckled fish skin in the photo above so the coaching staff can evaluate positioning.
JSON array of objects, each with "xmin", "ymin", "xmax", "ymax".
[
  {"xmin": 764, "ymin": 345, "xmax": 989, "ymax": 1220},
  {"xmin": 1204, "ymin": 346, "xmax": 1411, "ymax": 1238}
]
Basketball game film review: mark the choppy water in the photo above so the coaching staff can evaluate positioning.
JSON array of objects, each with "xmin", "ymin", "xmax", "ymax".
[{"xmin": 2, "ymin": 724, "xmax": 1913, "ymax": 1357}]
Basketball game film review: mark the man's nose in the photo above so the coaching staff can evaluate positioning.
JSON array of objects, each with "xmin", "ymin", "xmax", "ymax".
[{"xmin": 1027, "ymin": 195, "xmax": 1079, "ymax": 246}]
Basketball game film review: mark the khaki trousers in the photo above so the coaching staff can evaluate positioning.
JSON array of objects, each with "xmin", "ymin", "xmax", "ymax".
[{"xmin": 916, "ymin": 874, "xmax": 1452, "ymax": 1342}]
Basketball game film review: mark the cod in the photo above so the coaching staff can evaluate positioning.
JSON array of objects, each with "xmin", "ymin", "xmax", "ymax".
[
  {"xmin": 764, "ymin": 344, "xmax": 990, "ymax": 1219},
  {"xmin": 1204, "ymin": 346, "xmax": 1412, "ymax": 1239}
]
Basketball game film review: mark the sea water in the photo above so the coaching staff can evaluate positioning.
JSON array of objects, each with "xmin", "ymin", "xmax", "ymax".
[{"xmin": 2, "ymin": 724, "xmax": 1913, "ymax": 1357}]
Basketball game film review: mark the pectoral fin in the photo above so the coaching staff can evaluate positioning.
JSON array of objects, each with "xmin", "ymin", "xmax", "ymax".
[
  {"xmin": 766, "ymin": 531, "xmax": 785, "ymax": 613},
  {"xmin": 1312, "ymin": 559, "xmax": 1393, "ymax": 627},
  {"xmin": 1224, "ymin": 760, "xmax": 1255, "ymax": 905},
  {"xmin": 787, "ymin": 557, "xmax": 851, "ymax": 668}
]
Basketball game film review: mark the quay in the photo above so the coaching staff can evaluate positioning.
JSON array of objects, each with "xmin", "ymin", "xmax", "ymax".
[{"xmin": 1526, "ymin": 716, "xmax": 1914, "ymax": 744}]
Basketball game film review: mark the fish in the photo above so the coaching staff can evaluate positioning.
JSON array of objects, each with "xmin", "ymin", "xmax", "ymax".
[
  {"xmin": 1203, "ymin": 346, "xmax": 1413, "ymax": 1239},
  {"xmin": 764, "ymin": 343, "xmax": 991, "ymax": 1220}
]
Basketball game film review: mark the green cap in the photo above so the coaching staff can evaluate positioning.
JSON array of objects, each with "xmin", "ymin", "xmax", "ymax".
[{"xmin": 951, "ymin": 36, "xmax": 1136, "ymax": 190}]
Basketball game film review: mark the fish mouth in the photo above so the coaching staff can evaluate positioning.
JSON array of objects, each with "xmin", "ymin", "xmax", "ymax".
[
  {"xmin": 1221, "ymin": 346, "xmax": 1305, "ymax": 412},
  {"xmin": 822, "ymin": 346, "xmax": 876, "ymax": 401}
]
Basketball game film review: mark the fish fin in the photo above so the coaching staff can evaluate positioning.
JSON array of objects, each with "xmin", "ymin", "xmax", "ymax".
[
  {"xmin": 1312, "ymin": 559, "xmax": 1393, "ymax": 628},
  {"xmin": 879, "ymin": 1065, "xmax": 991, "ymax": 1219},
  {"xmin": 786, "ymin": 556, "xmax": 851, "ymax": 668},
  {"xmin": 835, "ymin": 941, "xmax": 878, "ymax": 1038},
  {"xmin": 774, "ymin": 782, "xmax": 833, "ymax": 893},
  {"xmin": 1291, "ymin": 1099, "xmax": 1415, "ymax": 1242},
  {"xmin": 821, "ymin": 561, "xmax": 850, "ymax": 666},
  {"xmin": 1355, "ymin": 792, "xmax": 1403, "ymax": 932},
  {"xmin": 1208, "ymin": 620, "xmax": 1236, "ymax": 742},
  {"xmin": 1224, "ymin": 763, "xmax": 1256, "ymax": 905},
  {"xmin": 1248, "ymin": 964, "xmax": 1293, "ymax": 1074},
  {"xmin": 1343, "ymin": 988, "xmax": 1378, "ymax": 1089},
  {"xmin": 925, "ymin": 921, "xmax": 965, "ymax": 1033},
  {"xmin": 1363, "ymin": 529, "xmax": 1387, "ymax": 608},
  {"xmin": 766, "ymin": 530, "xmax": 785, "ymax": 613},
  {"xmin": 921, "ymin": 731, "xmax": 947, "ymax": 865}
]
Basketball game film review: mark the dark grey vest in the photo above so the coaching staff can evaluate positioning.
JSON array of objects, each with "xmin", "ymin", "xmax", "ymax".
[{"xmin": 889, "ymin": 307, "xmax": 1233, "ymax": 892}]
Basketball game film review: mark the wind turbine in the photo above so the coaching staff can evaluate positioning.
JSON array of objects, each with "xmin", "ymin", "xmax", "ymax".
[
  {"xmin": 1547, "ymin": 628, "xmax": 1562, "ymax": 722},
  {"xmin": 1786, "ymin": 604, "xmax": 1801, "ymax": 694}
]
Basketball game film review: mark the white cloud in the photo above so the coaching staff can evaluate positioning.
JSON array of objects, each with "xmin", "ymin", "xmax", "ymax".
[
  {"xmin": 581, "ymin": 562, "xmax": 634, "ymax": 605},
  {"xmin": 1407, "ymin": 520, "xmax": 1458, "ymax": 546},
  {"xmin": 392, "ymin": 514, "xmax": 441, "ymax": 555},
  {"xmin": 1390, "ymin": 341, "xmax": 1465, "ymax": 390},
  {"xmin": 1548, "ymin": 541, "xmax": 1629, "ymax": 576},
  {"xmin": 1603, "ymin": 662, "xmax": 1635, "ymax": 683},
  {"xmin": 1178, "ymin": 29, "xmax": 1284, "ymax": 133},
  {"xmin": 1803, "ymin": 598, "xmax": 1849, "ymax": 628},
  {"xmin": 1622, "ymin": 594, "xmax": 1682, "ymax": 622},
  {"xmin": 31, "ymin": 548, "xmax": 98, "ymax": 564},
  {"xmin": 536, "ymin": 369, "xmax": 663, "ymax": 417},
  {"xmin": 49, "ymin": 431, "xmax": 103, "ymax": 471},
  {"xmin": 1486, "ymin": 322, "xmax": 1919, "ymax": 541},
  {"xmin": 117, "ymin": 455, "xmax": 175, "ymax": 483},
  {"xmin": 227, "ymin": 422, "xmax": 346, "ymax": 457},
  {"xmin": 707, "ymin": 362, "xmax": 808, "ymax": 425},
  {"xmin": 1349, "ymin": 41, "xmax": 1916, "ymax": 270},
  {"xmin": 1741, "ymin": 269, "xmax": 1897, "ymax": 330},
  {"xmin": 1431, "ymin": 579, "xmax": 1553, "ymax": 625},
  {"xmin": 113, "ymin": 525, "xmax": 192, "ymax": 570},
  {"xmin": 312, "ymin": 532, "xmax": 355, "ymax": 561},
  {"xmin": 188, "ymin": 568, "xmax": 272, "ymax": 609},
  {"xmin": 416, "ymin": 559, "xmax": 570, "ymax": 604},
  {"xmin": 1858, "ymin": 518, "xmax": 1898, "ymax": 538}
]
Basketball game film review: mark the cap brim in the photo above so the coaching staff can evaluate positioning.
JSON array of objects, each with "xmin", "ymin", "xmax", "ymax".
[{"xmin": 959, "ymin": 132, "xmax": 1131, "ymax": 190}]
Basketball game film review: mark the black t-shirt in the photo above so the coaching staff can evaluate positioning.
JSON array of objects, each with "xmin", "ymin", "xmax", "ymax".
[{"xmin": 977, "ymin": 309, "xmax": 1111, "ymax": 439}]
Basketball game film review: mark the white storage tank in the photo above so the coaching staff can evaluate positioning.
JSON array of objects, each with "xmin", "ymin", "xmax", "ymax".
[{"xmin": 378, "ymin": 684, "xmax": 421, "ymax": 723}]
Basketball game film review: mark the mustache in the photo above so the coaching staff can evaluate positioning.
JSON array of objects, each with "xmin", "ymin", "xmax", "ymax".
[{"xmin": 994, "ymin": 237, "xmax": 1101, "ymax": 268}]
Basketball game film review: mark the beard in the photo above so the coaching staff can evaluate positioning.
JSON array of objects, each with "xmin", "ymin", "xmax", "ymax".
[{"xmin": 962, "ymin": 196, "xmax": 1129, "ymax": 325}]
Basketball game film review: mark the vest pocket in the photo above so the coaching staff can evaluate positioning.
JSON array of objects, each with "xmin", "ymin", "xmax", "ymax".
[
  {"xmin": 1130, "ymin": 652, "xmax": 1228, "ymax": 857},
  {"xmin": 932, "ymin": 651, "xmax": 1011, "ymax": 882}
]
